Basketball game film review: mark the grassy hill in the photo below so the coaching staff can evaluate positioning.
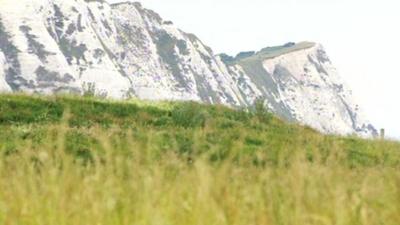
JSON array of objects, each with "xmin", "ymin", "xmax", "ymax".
[{"xmin": 0, "ymin": 94, "xmax": 399, "ymax": 224}]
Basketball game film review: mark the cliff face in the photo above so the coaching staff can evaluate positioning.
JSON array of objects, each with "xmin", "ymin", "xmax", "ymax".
[
  {"xmin": 222, "ymin": 43, "xmax": 377, "ymax": 136},
  {"xmin": 0, "ymin": 0, "xmax": 377, "ymax": 136}
]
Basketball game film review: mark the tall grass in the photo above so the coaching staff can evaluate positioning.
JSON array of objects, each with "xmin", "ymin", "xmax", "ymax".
[{"xmin": 0, "ymin": 94, "xmax": 399, "ymax": 225}]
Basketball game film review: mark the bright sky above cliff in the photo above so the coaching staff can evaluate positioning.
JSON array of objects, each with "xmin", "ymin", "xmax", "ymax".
[{"xmin": 109, "ymin": 0, "xmax": 400, "ymax": 139}]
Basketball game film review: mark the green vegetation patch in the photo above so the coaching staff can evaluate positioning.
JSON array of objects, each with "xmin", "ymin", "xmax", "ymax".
[
  {"xmin": 0, "ymin": 94, "xmax": 399, "ymax": 168},
  {"xmin": 0, "ymin": 95, "xmax": 63, "ymax": 124}
]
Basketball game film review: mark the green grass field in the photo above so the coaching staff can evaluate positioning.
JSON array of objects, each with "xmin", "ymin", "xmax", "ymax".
[{"xmin": 0, "ymin": 94, "xmax": 399, "ymax": 225}]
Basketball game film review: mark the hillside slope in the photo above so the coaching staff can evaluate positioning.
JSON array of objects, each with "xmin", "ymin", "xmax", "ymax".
[
  {"xmin": 0, "ymin": 94, "xmax": 397, "ymax": 165},
  {"xmin": 0, "ymin": 0, "xmax": 376, "ymax": 136}
]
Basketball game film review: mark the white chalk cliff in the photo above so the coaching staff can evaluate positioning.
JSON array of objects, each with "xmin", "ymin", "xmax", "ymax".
[{"xmin": 0, "ymin": 0, "xmax": 377, "ymax": 136}]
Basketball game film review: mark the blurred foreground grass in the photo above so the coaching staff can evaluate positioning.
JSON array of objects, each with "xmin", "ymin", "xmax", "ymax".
[{"xmin": 0, "ymin": 94, "xmax": 399, "ymax": 225}]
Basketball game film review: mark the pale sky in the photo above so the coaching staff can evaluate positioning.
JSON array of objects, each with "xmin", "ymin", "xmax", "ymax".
[{"xmin": 109, "ymin": 0, "xmax": 400, "ymax": 139}]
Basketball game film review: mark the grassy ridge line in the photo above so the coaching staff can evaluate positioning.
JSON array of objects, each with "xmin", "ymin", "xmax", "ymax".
[
  {"xmin": 0, "ymin": 94, "xmax": 399, "ymax": 167},
  {"xmin": 238, "ymin": 42, "xmax": 316, "ymax": 64},
  {"xmin": 0, "ymin": 94, "xmax": 168, "ymax": 126},
  {"xmin": 0, "ymin": 94, "xmax": 251, "ymax": 126}
]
